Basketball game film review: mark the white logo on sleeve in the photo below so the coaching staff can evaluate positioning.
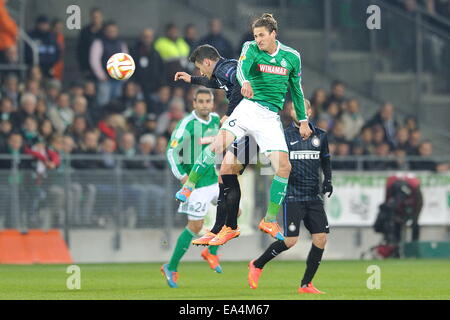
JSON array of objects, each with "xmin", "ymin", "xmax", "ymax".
[{"xmin": 290, "ymin": 141, "xmax": 299, "ymax": 146}]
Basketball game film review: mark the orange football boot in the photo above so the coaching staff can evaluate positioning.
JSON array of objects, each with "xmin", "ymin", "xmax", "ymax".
[
  {"xmin": 298, "ymin": 282, "xmax": 325, "ymax": 294},
  {"xmin": 258, "ymin": 218, "xmax": 285, "ymax": 240},
  {"xmin": 208, "ymin": 225, "xmax": 240, "ymax": 246},
  {"xmin": 201, "ymin": 248, "xmax": 223, "ymax": 273},
  {"xmin": 248, "ymin": 259, "xmax": 263, "ymax": 289},
  {"xmin": 192, "ymin": 232, "xmax": 216, "ymax": 246}
]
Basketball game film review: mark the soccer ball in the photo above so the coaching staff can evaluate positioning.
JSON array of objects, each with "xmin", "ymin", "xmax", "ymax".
[{"xmin": 106, "ymin": 53, "xmax": 135, "ymax": 80}]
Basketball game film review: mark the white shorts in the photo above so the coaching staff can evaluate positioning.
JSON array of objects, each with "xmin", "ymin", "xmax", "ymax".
[
  {"xmin": 178, "ymin": 183, "xmax": 219, "ymax": 221},
  {"xmin": 221, "ymin": 99, "xmax": 288, "ymax": 155}
]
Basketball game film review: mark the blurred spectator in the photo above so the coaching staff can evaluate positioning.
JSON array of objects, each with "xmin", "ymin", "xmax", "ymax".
[
  {"xmin": 77, "ymin": 7, "xmax": 104, "ymax": 78},
  {"xmin": 395, "ymin": 126, "xmax": 410, "ymax": 149},
  {"xmin": 0, "ymin": 97, "xmax": 15, "ymax": 122},
  {"xmin": 35, "ymin": 98, "xmax": 49, "ymax": 123},
  {"xmin": 0, "ymin": 133, "xmax": 31, "ymax": 168},
  {"xmin": 198, "ymin": 18, "xmax": 234, "ymax": 59},
  {"xmin": 324, "ymin": 80, "xmax": 346, "ymax": 109},
  {"xmin": 72, "ymin": 130, "xmax": 101, "ymax": 169},
  {"xmin": 48, "ymin": 92, "xmax": 74, "ymax": 134},
  {"xmin": 142, "ymin": 113, "xmax": 158, "ymax": 135},
  {"xmin": 404, "ymin": 115, "xmax": 419, "ymax": 132},
  {"xmin": 366, "ymin": 102, "xmax": 398, "ymax": 148},
  {"xmin": 406, "ymin": 129, "xmax": 421, "ymax": 155},
  {"xmin": 1, "ymin": 73, "xmax": 20, "ymax": 108},
  {"xmin": 351, "ymin": 140, "xmax": 366, "ymax": 156},
  {"xmin": 25, "ymin": 79, "xmax": 42, "ymax": 97},
  {"xmin": 0, "ymin": 119, "xmax": 12, "ymax": 149},
  {"xmin": 315, "ymin": 116, "xmax": 330, "ymax": 132},
  {"xmin": 0, "ymin": 0, "xmax": 18, "ymax": 64},
  {"xmin": 45, "ymin": 78, "xmax": 62, "ymax": 109},
  {"xmin": 69, "ymin": 80, "xmax": 85, "ymax": 98},
  {"xmin": 328, "ymin": 120, "xmax": 347, "ymax": 144},
  {"xmin": 183, "ymin": 23, "xmax": 198, "ymax": 54},
  {"xmin": 152, "ymin": 135, "xmax": 168, "ymax": 170},
  {"xmin": 394, "ymin": 148, "xmax": 408, "ymax": 170},
  {"xmin": 116, "ymin": 81, "xmax": 143, "ymax": 115},
  {"xmin": 360, "ymin": 126, "xmax": 375, "ymax": 154},
  {"xmin": 72, "ymin": 95, "xmax": 94, "ymax": 128},
  {"xmin": 13, "ymin": 93, "xmax": 37, "ymax": 126},
  {"xmin": 372, "ymin": 124, "xmax": 387, "ymax": 147},
  {"xmin": 28, "ymin": 65, "xmax": 43, "ymax": 84},
  {"xmin": 38, "ymin": 119, "xmax": 54, "ymax": 144},
  {"xmin": 321, "ymin": 101, "xmax": 340, "ymax": 129},
  {"xmin": 127, "ymin": 100, "xmax": 147, "ymax": 137},
  {"xmin": 97, "ymin": 113, "xmax": 127, "ymax": 143},
  {"xmin": 99, "ymin": 137, "xmax": 117, "ymax": 169},
  {"xmin": 90, "ymin": 21, "xmax": 128, "ymax": 106},
  {"xmin": 156, "ymin": 97, "xmax": 186, "ymax": 136},
  {"xmin": 118, "ymin": 132, "xmax": 140, "ymax": 169},
  {"xmin": 155, "ymin": 23, "xmax": 190, "ymax": 86},
  {"xmin": 409, "ymin": 140, "xmax": 447, "ymax": 172},
  {"xmin": 333, "ymin": 142, "xmax": 357, "ymax": 170},
  {"xmin": 66, "ymin": 116, "xmax": 88, "ymax": 148},
  {"xmin": 148, "ymin": 85, "xmax": 171, "ymax": 116},
  {"xmin": 237, "ymin": 16, "xmax": 256, "ymax": 56},
  {"xmin": 365, "ymin": 143, "xmax": 397, "ymax": 170},
  {"xmin": 309, "ymin": 88, "xmax": 328, "ymax": 115},
  {"xmin": 21, "ymin": 117, "xmax": 40, "ymax": 147},
  {"xmin": 132, "ymin": 28, "xmax": 165, "ymax": 99},
  {"xmin": 341, "ymin": 98, "xmax": 364, "ymax": 141},
  {"xmin": 51, "ymin": 19, "xmax": 65, "ymax": 81},
  {"xmin": 25, "ymin": 15, "xmax": 60, "ymax": 78},
  {"xmin": 154, "ymin": 23, "xmax": 190, "ymax": 87}
]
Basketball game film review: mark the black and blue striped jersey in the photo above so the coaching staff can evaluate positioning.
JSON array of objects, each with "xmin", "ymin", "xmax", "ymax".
[
  {"xmin": 284, "ymin": 122, "xmax": 331, "ymax": 202},
  {"xmin": 191, "ymin": 58, "xmax": 242, "ymax": 116}
]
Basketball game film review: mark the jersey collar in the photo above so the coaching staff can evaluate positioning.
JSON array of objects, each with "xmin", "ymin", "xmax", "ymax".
[
  {"xmin": 192, "ymin": 110, "xmax": 212, "ymax": 125},
  {"xmin": 268, "ymin": 40, "xmax": 280, "ymax": 57}
]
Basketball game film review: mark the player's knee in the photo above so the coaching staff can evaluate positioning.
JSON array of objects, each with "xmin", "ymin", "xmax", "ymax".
[
  {"xmin": 312, "ymin": 234, "xmax": 327, "ymax": 248},
  {"xmin": 277, "ymin": 159, "xmax": 291, "ymax": 176},
  {"xmin": 284, "ymin": 237, "xmax": 298, "ymax": 248},
  {"xmin": 187, "ymin": 220, "xmax": 203, "ymax": 234},
  {"xmin": 219, "ymin": 163, "xmax": 234, "ymax": 175}
]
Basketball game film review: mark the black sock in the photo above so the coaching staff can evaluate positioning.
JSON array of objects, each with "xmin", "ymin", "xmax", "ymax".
[
  {"xmin": 210, "ymin": 184, "xmax": 227, "ymax": 234},
  {"xmin": 301, "ymin": 244, "xmax": 324, "ymax": 287},
  {"xmin": 254, "ymin": 240, "xmax": 289, "ymax": 269},
  {"xmin": 222, "ymin": 175, "xmax": 240, "ymax": 230}
]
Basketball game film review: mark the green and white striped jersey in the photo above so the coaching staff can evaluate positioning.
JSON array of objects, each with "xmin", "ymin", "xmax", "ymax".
[
  {"xmin": 166, "ymin": 111, "xmax": 220, "ymax": 188},
  {"xmin": 237, "ymin": 40, "xmax": 307, "ymax": 121}
]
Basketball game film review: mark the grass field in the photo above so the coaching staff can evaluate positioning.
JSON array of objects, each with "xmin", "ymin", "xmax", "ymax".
[{"xmin": 0, "ymin": 259, "xmax": 449, "ymax": 300}]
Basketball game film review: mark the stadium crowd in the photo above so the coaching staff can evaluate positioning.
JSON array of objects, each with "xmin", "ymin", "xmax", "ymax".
[{"xmin": 1, "ymin": 7, "xmax": 447, "ymax": 174}]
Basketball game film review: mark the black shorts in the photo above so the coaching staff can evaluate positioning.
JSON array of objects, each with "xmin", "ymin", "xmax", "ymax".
[
  {"xmin": 226, "ymin": 135, "xmax": 259, "ymax": 175},
  {"xmin": 282, "ymin": 200, "xmax": 330, "ymax": 237}
]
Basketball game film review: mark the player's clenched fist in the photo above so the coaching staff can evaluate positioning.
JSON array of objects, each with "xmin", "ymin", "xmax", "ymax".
[
  {"xmin": 174, "ymin": 72, "xmax": 191, "ymax": 83},
  {"xmin": 299, "ymin": 121, "xmax": 312, "ymax": 140},
  {"xmin": 241, "ymin": 81, "xmax": 254, "ymax": 99}
]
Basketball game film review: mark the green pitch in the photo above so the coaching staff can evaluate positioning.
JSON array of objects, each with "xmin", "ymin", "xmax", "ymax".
[{"xmin": 0, "ymin": 259, "xmax": 449, "ymax": 300}]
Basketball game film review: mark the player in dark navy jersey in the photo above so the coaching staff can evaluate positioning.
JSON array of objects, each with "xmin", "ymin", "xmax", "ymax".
[
  {"xmin": 174, "ymin": 45, "xmax": 258, "ymax": 246},
  {"xmin": 247, "ymin": 100, "xmax": 333, "ymax": 294}
]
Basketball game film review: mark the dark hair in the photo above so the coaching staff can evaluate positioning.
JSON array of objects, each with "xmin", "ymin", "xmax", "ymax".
[
  {"xmin": 194, "ymin": 88, "xmax": 214, "ymax": 100},
  {"xmin": 189, "ymin": 45, "xmax": 221, "ymax": 63},
  {"xmin": 90, "ymin": 7, "xmax": 102, "ymax": 14},
  {"xmin": 252, "ymin": 13, "xmax": 278, "ymax": 33}
]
